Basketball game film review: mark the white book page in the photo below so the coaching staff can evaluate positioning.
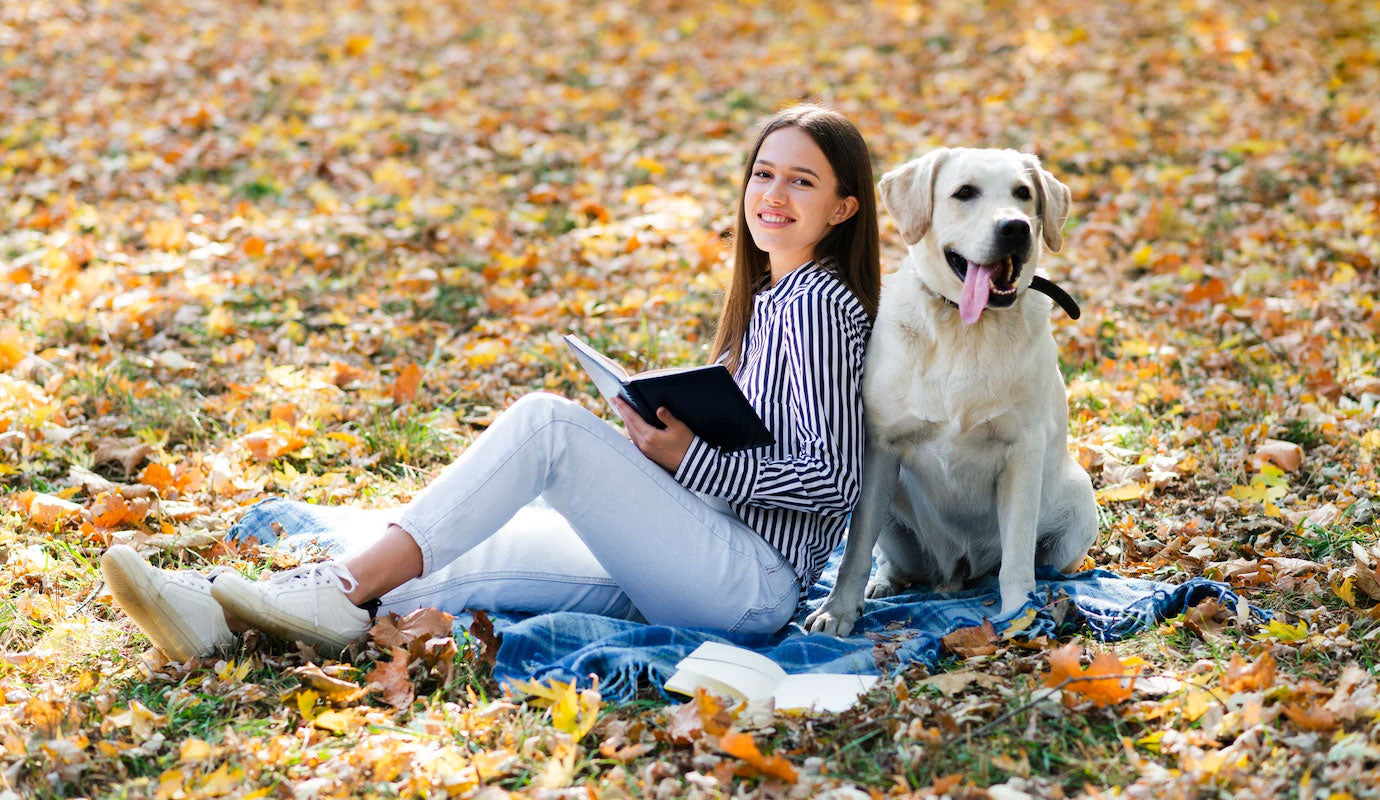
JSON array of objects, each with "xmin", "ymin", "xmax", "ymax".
[
  {"xmin": 564, "ymin": 335, "xmax": 629, "ymax": 407},
  {"xmin": 667, "ymin": 642, "xmax": 788, "ymax": 703},
  {"xmin": 772, "ymin": 674, "xmax": 879, "ymax": 713}
]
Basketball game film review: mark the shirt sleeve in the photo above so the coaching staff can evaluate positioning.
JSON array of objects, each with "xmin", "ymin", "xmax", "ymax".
[{"xmin": 673, "ymin": 290, "xmax": 867, "ymax": 517}]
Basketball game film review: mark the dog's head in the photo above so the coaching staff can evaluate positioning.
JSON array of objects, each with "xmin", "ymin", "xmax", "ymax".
[{"xmin": 879, "ymin": 148, "xmax": 1070, "ymax": 324}]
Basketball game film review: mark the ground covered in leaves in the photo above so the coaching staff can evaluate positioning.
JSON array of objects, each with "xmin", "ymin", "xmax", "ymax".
[{"xmin": 3, "ymin": 0, "xmax": 1380, "ymax": 797}]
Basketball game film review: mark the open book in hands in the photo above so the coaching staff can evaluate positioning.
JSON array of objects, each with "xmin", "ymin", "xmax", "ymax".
[
  {"xmin": 563, "ymin": 334, "xmax": 773, "ymax": 452},
  {"xmin": 664, "ymin": 642, "xmax": 879, "ymax": 713}
]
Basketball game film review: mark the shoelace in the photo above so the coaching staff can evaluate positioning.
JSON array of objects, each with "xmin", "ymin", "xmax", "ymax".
[
  {"xmin": 265, "ymin": 561, "xmax": 360, "ymax": 626},
  {"xmin": 167, "ymin": 565, "xmax": 238, "ymax": 590}
]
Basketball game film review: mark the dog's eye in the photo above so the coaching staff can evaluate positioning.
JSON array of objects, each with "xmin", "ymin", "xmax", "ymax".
[
  {"xmin": 1013, "ymin": 185, "xmax": 1033, "ymax": 201},
  {"xmin": 952, "ymin": 185, "xmax": 977, "ymax": 201}
]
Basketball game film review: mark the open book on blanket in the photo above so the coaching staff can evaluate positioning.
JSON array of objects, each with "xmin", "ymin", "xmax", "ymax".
[
  {"xmin": 563, "ymin": 334, "xmax": 773, "ymax": 452},
  {"xmin": 664, "ymin": 642, "xmax": 879, "ymax": 713}
]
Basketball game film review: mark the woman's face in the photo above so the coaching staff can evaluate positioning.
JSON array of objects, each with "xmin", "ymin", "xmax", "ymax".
[{"xmin": 743, "ymin": 127, "xmax": 858, "ymax": 276}]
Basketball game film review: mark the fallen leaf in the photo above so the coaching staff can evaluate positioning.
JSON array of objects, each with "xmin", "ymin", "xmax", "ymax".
[
  {"xmin": 391, "ymin": 362, "xmax": 422, "ymax": 405},
  {"xmin": 1185, "ymin": 597, "xmax": 1230, "ymax": 638},
  {"xmin": 365, "ymin": 647, "xmax": 415, "ymax": 710},
  {"xmin": 1253, "ymin": 439, "xmax": 1303, "ymax": 472},
  {"xmin": 1223, "ymin": 651, "xmax": 1276, "ymax": 692},
  {"xmin": 1280, "ymin": 702, "xmax": 1338, "ymax": 731},
  {"xmin": 468, "ymin": 608, "xmax": 499, "ymax": 669},
  {"xmin": 718, "ymin": 729, "xmax": 798, "ymax": 784},
  {"xmin": 1044, "ymin": 642, "xmax": 1138, "ymax": 706},
  {"xmin": 942, "ymin": 619, "xmax": 999, "ymax": 657},
  {"xmin": 371, "ymin": 607, "xmax": 455, "ymax": 651},
  {"xmin": 92, "ymin": 439, "xmax": 154, "ymax": 476},
  {"xmin": 294, "ymin": 663, "xmax": 368, "ymax": 705}
]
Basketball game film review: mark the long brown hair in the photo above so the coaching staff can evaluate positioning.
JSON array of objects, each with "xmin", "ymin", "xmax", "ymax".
[{"xmin": 710, "ymin": 105, "xmax": 881, "ymax": 374}]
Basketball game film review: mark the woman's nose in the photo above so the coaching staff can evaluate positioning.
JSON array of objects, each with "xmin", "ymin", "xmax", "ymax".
[{"xmin": 762, "ymin": 180, "xmax": 786, "ymax": 204}]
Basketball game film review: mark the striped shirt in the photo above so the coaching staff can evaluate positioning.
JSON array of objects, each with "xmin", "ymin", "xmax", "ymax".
[{"xmin": 674, "ymin": 259, "xmax": 871, "ymax": 606}]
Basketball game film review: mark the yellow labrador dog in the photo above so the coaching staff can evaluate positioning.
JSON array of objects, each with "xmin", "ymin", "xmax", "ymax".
[{"xmin": 805, "ymin": 148, "xmax": 1097, "ymax": 637}]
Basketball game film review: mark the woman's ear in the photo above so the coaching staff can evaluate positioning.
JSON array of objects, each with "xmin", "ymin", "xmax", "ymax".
[{"xmin": 831, "ymin": 196, "xmax": 860, "ymax": 225}]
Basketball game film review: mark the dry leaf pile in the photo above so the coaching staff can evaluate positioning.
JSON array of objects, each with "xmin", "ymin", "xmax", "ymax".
[{"xmin": 2, "ymin": 0, "xmax": 1379, "ymax": 797}]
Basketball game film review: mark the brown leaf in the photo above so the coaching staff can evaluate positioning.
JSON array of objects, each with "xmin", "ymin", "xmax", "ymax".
[
  {"xmin": 370, "ymin": 607, "xmax": 455, "ymax": 652},
  {"xmin": 138, "ymin": 462, "xmax": 175, "ymax": 495},
  {"xmin": 469, "ymin": 608, "xmax": 499, "ymax": 669},
  {"xmin": 1353, "ymin": 562, "xmax": 1380, "ymax": 602},
  {"xmin": 92, "ymin": 439, "xmax": 154, "ymax": 476},
  {"xmin": 1223, "ymin": 651, "xmax": 1276, "ymax": 693},
  {"xmin": 366, "ymin": 647, "xmax": 415, "ymax": 710},
  {"xmin": 942, "ymin": 619, "xmax": 999, "ymax": 657},
  {"xmin": 718, "ymin": 729, "xmax": 797, "ymax": 784},
  {"xmin": 1185, "ymin": 597, "xmax": 1230, "ymax": 638}
]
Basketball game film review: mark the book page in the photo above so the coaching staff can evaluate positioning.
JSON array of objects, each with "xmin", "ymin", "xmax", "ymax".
[
  {"xmin": 665, "ymin": 642, "xmax": 787, "ymax": 703},
  {"xmin": 772, "ymin": 674, "xmax": 879, "ymax": 713},
  {"xmin": 563, "ymin": 335, "xmax": 630, "ymax": 406}
]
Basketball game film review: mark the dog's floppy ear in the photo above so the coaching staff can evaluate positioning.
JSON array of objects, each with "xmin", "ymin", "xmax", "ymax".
[
  {"xmin": 1024, "ymin": 154, "xmax": 1071, "ymax": 253},
  {"xmin": 879, "ymin": 148, "xmax": 949, "ymax": 246}
]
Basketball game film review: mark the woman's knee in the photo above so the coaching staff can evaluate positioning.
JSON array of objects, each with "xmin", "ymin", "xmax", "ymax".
[{"xmin": 507, "ymin": 391, "xmax": 586, "ymax": 424}]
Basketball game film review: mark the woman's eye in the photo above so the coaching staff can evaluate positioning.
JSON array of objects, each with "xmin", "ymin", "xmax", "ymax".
[
  {"xmin": 753, "ymin": 170, "xmax": 772, "ymax": 180},
  {"xmin": 1014, "ymin": 185, "xmax": 1032, "ymax": 201},
  {"xmin": 793, "ymin": 178, "xmax": 814, "ymax": 187},
  {"xmin": 952, "ymin": 185, "xmax": 977, "ymax": 200}
]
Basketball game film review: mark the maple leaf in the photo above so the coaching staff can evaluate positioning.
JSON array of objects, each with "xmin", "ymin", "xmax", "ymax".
[
  {"xmin": 366, "ymin": 647, "xmax": 415, "ymax": 710},
  {"xmin": 662, "ymin": 700, "xmax": 705, "ymax": 745},
  {"xmin": 1044, "ymin": 642, "xmax": 1139, "ymax": 707},
  {"xmin": 1222, "ymin": 651, "xmax": 1276, "ymax": 693},
  {"xmin": 509, "ymin": 678, "xmax": 602, "ymax": 742},
  {"xmin": 718, "ymin": 729, "xmax": 798, "ymax": 784},
  {"xmin": 942, "ymin": 619, "xmax": 1000, "ymax": 657},
  {"xmin": 138, "ymin": 462, "xmax": 175, "ymax": 495}
]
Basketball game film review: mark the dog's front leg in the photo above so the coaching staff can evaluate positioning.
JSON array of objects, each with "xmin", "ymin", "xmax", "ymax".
[
  {"xmin": 804, "ymin": 442, "xmax": 900, "ymax": 637},
  {"xmin": 997, "ymin": 440, "xmax": 1045, "ymax": 615}
]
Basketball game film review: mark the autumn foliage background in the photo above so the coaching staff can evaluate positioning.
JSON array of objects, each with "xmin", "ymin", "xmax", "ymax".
[{"xmin": 2, "ymin": 0, "xmax": 1380, "ymax": 797}]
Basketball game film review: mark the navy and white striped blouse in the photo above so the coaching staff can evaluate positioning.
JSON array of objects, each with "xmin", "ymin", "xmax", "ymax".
[{"xmin": 674, "ymin": 258, "xmax": 871, "ymax": 605}]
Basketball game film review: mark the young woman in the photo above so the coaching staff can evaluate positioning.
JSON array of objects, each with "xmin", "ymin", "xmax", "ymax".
[{"xmin": 101, "ymin": 104, "xmax": 882, "ymax": 659}]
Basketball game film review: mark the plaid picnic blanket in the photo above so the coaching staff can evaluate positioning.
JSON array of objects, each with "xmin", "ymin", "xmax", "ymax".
[{"xmin": 229, "ymin": 498, "xmax": 1260, "ymax": 701}]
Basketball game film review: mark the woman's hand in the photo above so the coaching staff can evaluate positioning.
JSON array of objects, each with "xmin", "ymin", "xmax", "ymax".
[{"xmin": 613, "ymin": 397, "xmax": 693, "ymax": 473}]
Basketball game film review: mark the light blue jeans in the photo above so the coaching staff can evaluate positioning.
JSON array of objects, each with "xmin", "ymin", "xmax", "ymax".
[{"xmin": 370, "ymin": 392, "xmax": 799, "ymax": 634}]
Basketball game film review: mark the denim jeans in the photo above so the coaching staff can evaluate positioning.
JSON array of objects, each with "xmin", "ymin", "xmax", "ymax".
[{"xmin": 377, "ymin": 392, "xmax": 799, "ymax": 634}]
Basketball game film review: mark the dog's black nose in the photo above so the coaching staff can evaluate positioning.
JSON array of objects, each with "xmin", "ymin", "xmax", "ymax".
[{"xmin": 996, "ymin": 219, "xmax": 1030, "ymax": 242}]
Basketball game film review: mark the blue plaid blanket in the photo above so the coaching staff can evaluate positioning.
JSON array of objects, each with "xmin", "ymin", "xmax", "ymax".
[{"xmin": 230, "ymin": 498, "xmax": 1258, "ymax": 701}]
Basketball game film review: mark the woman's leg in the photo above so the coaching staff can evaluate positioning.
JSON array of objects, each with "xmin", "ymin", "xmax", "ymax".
[{"xmin": 213, "ymin": 392, "xmax": 799, "ymax": 648}]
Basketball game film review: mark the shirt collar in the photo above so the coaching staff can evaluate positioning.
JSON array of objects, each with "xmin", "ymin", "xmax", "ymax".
[{"xmin": 755, "ymin": 258, "xmax": 825, "ymax": 306}]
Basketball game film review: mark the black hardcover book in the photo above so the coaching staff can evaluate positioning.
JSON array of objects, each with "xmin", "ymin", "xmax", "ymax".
[{"xmin": 564, "ymin": 334, "xmax": 774, "ymax": 452}]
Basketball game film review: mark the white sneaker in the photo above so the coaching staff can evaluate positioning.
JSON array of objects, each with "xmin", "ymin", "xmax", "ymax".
[
  {"xmin": 101, "ymin": 545, "xmax": 235, "ymax": 661},
  {"xmin": 209, "ymin": 562, "xmax": 370, "ymax": 655}
]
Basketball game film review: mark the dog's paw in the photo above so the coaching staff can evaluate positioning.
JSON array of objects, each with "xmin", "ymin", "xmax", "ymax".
[
  {"xmin": 864, "ymin": 578, "xmax": 901, "ymax": 599},
  {"xmin": 803, "ymin": 603, "xmax": 860, "ymax": 637}
]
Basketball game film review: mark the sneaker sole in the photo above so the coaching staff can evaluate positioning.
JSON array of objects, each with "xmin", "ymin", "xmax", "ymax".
[
  {"xmin": 101, "ymin": 546, "xmax": 211, "ymax": 662},
  {"xmin": 210, "ymin": 577, "xmax": 360, "ymax": 655}
]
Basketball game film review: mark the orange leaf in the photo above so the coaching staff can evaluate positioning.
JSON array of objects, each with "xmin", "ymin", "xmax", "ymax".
[
  {"xmin": 91, "ymin": 491, "xmax": 138, "ymax": 529},
  {"xmin": 366, "ymin": 647, "xmax": 415, "ymax": 710},
  {"xmin": 242, "ymin": 236, "xmax": 266, "ymax": 257},
  {"xmin": 329, "ymin": 361, "xmax": 366, "ymax": 388},
  {"xmin": 942, "ymin": 619, "xmax": 999, "ymax": 657},
  {"xmin": 718, "ymin": 730, "xmax": 797, "ymax": 784},
  {"xmin": 1281, "ymin": 702, "xmax": 1338, "ymax": 731},
  {"xmin": 138, "ymin": 463, "xmax": 174, "ymax": 495},
  {"xmin": 0, "ymin": 325, "xmax": 28, "ymax": 371},
  {"xmin": 391, "ymin": 363, "xmax": 422, "ymax": 405},
  {"xmin": 1044, "ymin": 643, "xmax": 1138, "ymax": 707},
  {"xmin": 1223, "ymin": 651, "xmax": 1276, "ymax": 693},
  {"xmin": 270, "ymin": 404, "xmax": 298, "ymax": 426},
  {"xmin": 695, "ymin": 688, "xmax": 733, "ymax": 736}
]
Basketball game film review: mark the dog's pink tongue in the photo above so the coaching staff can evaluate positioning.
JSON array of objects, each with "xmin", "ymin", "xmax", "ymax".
[{"xmin": 959, "ymin": 262, "xmax": 995, "ymax": 325}]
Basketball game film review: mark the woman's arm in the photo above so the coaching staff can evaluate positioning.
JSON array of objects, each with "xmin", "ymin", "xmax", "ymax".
[{"xmin": 673, "ymin": 291, "xmax": 868, "ymax": 517}]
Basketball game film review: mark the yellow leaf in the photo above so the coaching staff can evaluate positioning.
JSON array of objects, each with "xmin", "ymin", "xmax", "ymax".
[
  {"xmin": 633, "ymin": 156, "xmax": 666, "ymax": 175},
  {"xmin": 1333, "ymin": 576, "xmax": 1357, "ymax": 608},
  {"xmin": 0, "ymin": 325, "xmax": 28, "ymax": 370},
  {"xmin": 1254, "ymin": 618, "xmax": 1308, "ymax": 642},
  {"xmin": 1098, "ymin": 482, "xmax": 1147, "ymax": 503},
  {"xmin": 509, "ymin": 678, "xmax": 602, "ymax": 741},
  {"xmin": 178, "ymin": 738, "xmax": 212, "ymax": 763},
  {"xmin": 1002, "ymin": 608, "xmax": 1039, "ymax": 638},
  {"xmin": 296, "ymin": 689, "xmax": 320, "ymax": 721}
]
